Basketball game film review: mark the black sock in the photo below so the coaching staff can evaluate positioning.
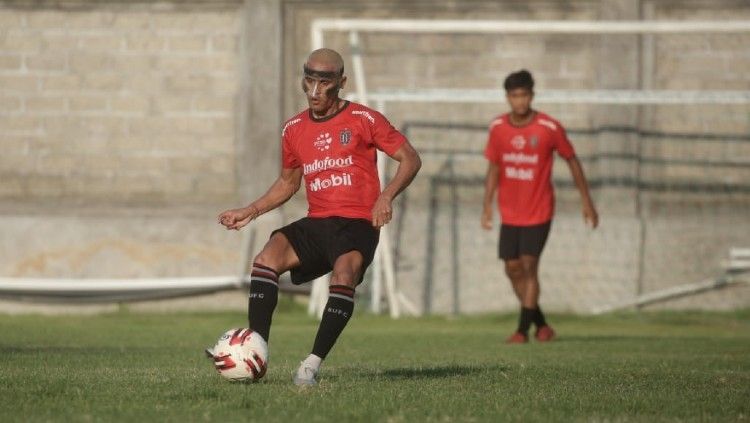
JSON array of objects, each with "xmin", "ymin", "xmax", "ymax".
[
  {"xmin": 533, "ymin": 306, "xmax": 547, "ymax": 328},
  {"xmin": 248, "ymin": 263, "xmax": 279, "ymax": 342},
  {"xmin": 516, "ymin": 307, "xmax": 536, "ymax": 336},
  {"xmin": 311, "ymin": 285, "xmax": 355, "ymax": 360}
]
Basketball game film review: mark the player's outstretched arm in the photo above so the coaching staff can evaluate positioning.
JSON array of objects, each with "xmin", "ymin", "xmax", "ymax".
[
  {"xmin": 565, "ymin": 156, "xmax": 599, "ymax": 229},
  {"xmin": 218, "ymin": 167, "xmax": 303, "ymax": 230},
  {"xmin": 481, "ymin": 163, "xmax": 500, "ymax": 230},
  {"xmin": 372, "ymin": 142, "xmax": 421, "ymax": 228}
]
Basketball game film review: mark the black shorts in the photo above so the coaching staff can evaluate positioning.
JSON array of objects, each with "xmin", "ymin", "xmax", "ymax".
[
  {"xmin": 498, "ymin": 221, "xmax": 551, "ymax": 260},
  {"xmin": 271, "ymin": 216, "xmax": 379, "ymax": 285}
]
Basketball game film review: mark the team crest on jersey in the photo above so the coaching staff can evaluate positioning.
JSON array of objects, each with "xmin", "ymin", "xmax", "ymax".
[
  {"xmin": 339, "ymin": 128, "xmax": 352, "ymax": 145},
  {"xmin": 530, "ymin": 135, "xmax": 538, "ymax": 148},
  {"xmin": 314, "ymin": 132, "xmax": 333, "ymax": 151},
  {"xmin": 511, "ymin": 135, "xmax": 526, "ymax": 150}
]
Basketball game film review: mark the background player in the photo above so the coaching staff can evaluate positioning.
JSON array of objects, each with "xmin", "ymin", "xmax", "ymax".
[
  {"xmin": 481, "ymin": 69, "xmax": 598, "ymax": 344},
  {"xmin": 217, "ymin": 48, "xmax": 421, "ymax": 385}
]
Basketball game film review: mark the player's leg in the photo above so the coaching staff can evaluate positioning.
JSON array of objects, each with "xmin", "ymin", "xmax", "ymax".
[
  {"xmin": 500, "ymin": 224, "xmax": 525, "ymax": 301},
  {"xmin": 519, "ymin": 254, "xmax": 540, "ymax": 309},
  {"xmin": 500, "ymin": 224, "xmax": 530, "ymax": 343},
  {"xmin": 505, "ymin": 254, "xmax": 538, "ymax": 341},
  {"xmin": 313, "ymin": 250, "xmax": 362, "ymax": 357},
  {"xmin": 294, "ymin": 217, "xmax": 378, "ymax": 386},
  {"xmin": 248, "ymin": 232, "xmax": 300, "ymax": 342},
  {"xmin": 518, "ymin": 254, "xmax": 548, "ymax": 329},
  {"xmin": 294, "ymin": 250, "xmax": 363, "ymax": 386},
  {"xmin": 504, "ymin": 259, "xmax": 526, "ymax": 302},
  {"xmin": 519, "ymin": 221, "xmax": 554, "ymax": 341}
]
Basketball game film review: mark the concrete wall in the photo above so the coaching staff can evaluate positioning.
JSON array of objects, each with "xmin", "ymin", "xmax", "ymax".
[{"xmin": 0, "ymin": 1, "xmax": 243, "ymax": 204}]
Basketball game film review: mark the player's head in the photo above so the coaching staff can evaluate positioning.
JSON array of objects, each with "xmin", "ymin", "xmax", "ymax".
[
  {"xmin": 504, "ymin": 69, "xmax": 534, "ymax": 116},
  {"xmin": 302, "ymin": 48, "xmax": 347, "ymax": 115}
]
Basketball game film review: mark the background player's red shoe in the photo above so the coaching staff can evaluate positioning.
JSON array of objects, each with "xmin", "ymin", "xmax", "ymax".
[
  {"xmin": 506, "ymin": 332, "xmax": 528, "ymax": 344},
  {"xmin": 535, "ymin": 325, "xmax": 556, "ymax": 342}
]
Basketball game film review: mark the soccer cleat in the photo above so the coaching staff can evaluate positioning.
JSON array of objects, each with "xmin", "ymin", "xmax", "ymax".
[
  {"xmin": 292, "ymin": 362, "xmax": 319, "ymax": 387},
  {"xmin": 506, "ymin": 332, "xmax": 528, "ymax": 344},
  {"xmin": 535, "ymin": 325, "xmax": 556, "ymax": 342}
]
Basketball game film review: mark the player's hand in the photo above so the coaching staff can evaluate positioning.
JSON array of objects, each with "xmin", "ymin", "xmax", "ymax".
[
  {"xmin": 481, "ymin": 207, "xmax": 493, "ymax": 230},
  {"xmin": 218, "ymin": 206, "xmax": 257, "ymax": 231},
  {"xmin": 371, "ymin": 195, "xmax": 393, "ymax": 228},
  {"xmin": 583, "ymin": 202, "xmax": 599, "ymax": 229}
]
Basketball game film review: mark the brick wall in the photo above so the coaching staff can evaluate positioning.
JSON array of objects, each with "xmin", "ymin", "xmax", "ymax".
[{"xmin": 0, "ymin": 2, "xmax": 242, "ymax": 204}]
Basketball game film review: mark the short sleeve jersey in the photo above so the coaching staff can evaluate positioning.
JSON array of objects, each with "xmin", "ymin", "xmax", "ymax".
[
  {"xmin": 281, "ymin": 101, "xmax": 407, "ymax": 221},
  {"xmin": 484, "ymin": 111, "xmax": 576, "ymax": 226}
]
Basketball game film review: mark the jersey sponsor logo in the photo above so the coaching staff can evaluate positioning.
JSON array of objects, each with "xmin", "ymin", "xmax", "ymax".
[
  {"xmin": 511, "ymin": 135, "xmax": 526, "ymax": 150},
  {"xmin": 303, "ymin": 155, "xmax": 354, "ymax": 175},
  {"xmin": 281, "ymin": 118, "xmax": 302, "ymax": 137},
  {"xmin": 314, "ymin": 132, "xmax": 333, "ymax": 151},
  {"xmin": 352, "ymin": 110, "xmax": 375, "ymax": 124},
  {"xmin": 502, "ymin": 152, "xmax": 538, "ymax": 165},
  {"xmin": 505, "ymin": 166, "xmax": 534, "ymax": 181},
  {"xmin": 309, "ymin": 172, "xmax": 353, "ymax": 192},
  {"xmin": 339, "ymin": 128, "xmax": 352, "ymax": 145},
  {"xmin": 538, "ymin": 118, "xmax": 557, "ymax": 131}
]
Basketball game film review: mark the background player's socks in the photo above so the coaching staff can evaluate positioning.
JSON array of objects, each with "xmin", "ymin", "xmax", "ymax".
[
  {"xmin": 248, "ymin": 263, "xmax": 279, "ymax": 342},
  {"xmin": 516, "ymin": 307, "xmax": 536, "ymax": 336},
  {"xmin": 311, "ymin": 285, "xmax": 355, "ymax": 359},
  {"xmin": 533, "ymin": 306, "xmax": 548, "ymax": 328}
]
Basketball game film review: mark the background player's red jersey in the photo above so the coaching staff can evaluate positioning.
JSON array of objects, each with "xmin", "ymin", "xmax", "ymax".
[
  {"xmin": 281, "ymin": 101, "xmax": 407, "ymax": 221},
  {"xmin": 484, "ymin": 111, "xmax": 576, "ymax": 226}
]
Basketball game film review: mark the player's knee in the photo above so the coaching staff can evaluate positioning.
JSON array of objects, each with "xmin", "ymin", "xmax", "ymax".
[
  {"xmin": 253, "ymin": 247, "xmax": 284, "ymax": 271},
  {"xmin": 504, "ymin": 261, "xmax": 525, "ymax": 279},
  {"xmin": 252, "ymin": 251, "xmax": 277, "ymax": 271},
  {"xmin": 330, "ymin": 269, "xmax": 358, "ymax": 287},
  {"xmin": 520, "ymin": 261, "xmax": 538, "ymax": 277}
]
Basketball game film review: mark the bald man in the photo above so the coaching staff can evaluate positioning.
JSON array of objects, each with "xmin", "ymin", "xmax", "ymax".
[{"xmin": 217, "ymin": 49, "xmax": 421, "ymax": 386}]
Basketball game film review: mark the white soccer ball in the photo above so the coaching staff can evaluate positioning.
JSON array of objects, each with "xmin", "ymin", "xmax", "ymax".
[{"xmin": 207, "ymin": 328, "xmax": 269, "ymax": 382}]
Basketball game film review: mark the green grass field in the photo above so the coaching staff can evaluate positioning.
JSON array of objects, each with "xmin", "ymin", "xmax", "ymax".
[{"xmin": 1, "ymin": 302, "xmax": 748, "ymax": 422}]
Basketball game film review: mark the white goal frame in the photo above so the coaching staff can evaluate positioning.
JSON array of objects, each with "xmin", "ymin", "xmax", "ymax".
[{"xmin": 307, "ymin": 18, "xmax": 750, "ymax": 317}]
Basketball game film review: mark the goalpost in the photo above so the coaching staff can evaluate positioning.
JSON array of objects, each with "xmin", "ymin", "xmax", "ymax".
[{"xmin": 307, "ymin": 17, "xmax": 750, "ymax": 317}]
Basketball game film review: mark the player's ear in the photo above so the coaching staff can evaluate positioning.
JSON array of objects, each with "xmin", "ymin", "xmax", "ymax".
[
  {"xmin": 338, "ymin": 75, "xmax": 347, "ymax": 91},
  {"xmin": 301, "ymin": 78, "xmax": 308, "ymax": 93}
]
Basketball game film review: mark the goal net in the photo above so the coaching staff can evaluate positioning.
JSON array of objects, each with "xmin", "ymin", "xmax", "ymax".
[{"xmin": 311, "ymin": 18, "xmax": 750, "ymax": 315}]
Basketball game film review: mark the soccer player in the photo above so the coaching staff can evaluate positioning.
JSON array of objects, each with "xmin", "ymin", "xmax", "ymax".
[
  {"xmin": 218, "ymin": 48, "xmax": 421, "ymax": 385},
  {"xmin": 481, "ymin": 70, "xmax": 598, "ymax": 344}
]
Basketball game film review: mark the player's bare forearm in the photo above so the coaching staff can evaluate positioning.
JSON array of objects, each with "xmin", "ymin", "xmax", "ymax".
[
  {"xmin": 218, "ymin": 167, "xmax": 302, "ymax": 230},
  {"xmin": 481, "ymin": 163, "xmax": 500, "ymax": 229},
  {"xmin": 566, "ymin": 156, "xmax": 599, "ymax": 228},
  {"xmin": 250, "ymin": 168, "xmax": 303, "ymax": 214},
  {"xmin": 372, "ymin": 142, "xmax": 421, "ymax": 227},
  {"xmin": 380, "ymin": 142, "xmax": 421, "ymax": 201}
]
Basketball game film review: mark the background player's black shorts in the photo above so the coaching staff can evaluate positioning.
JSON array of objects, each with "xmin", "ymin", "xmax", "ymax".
[
  {"xmin": 272, "ymin": 216, "xmax": 379, "ymax": 285},
  {"xmin": 498, "ymin": 221, "xmax": 552, "ymax": 260}
]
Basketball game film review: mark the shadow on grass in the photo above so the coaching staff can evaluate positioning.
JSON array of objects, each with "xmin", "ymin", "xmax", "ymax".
[
  {"xmin": 362, "ymin": 364, "xmax": 508, "ymax": 380},
  {"xmin": 0, "ymin": 345, "xmax": 176, "ymax": 355},
  {"xmin": 552, "ymin": 335, "xmax": 710, "ymax": 343}
]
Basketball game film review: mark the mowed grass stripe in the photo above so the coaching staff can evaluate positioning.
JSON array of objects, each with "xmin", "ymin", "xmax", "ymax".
[{"xmin": 0, "ymin": 308, "xmax": 748, "ymax": 422}]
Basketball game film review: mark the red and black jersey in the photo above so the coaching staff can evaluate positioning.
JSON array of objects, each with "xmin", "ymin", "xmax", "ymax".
[
  {"xmin": 281, "ymin": 101, "xmax": 407, "ymax": 221},
  {"xmin": 484, "ymin": 111, "xmax": 576, "ymax": 226}
]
